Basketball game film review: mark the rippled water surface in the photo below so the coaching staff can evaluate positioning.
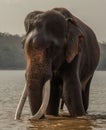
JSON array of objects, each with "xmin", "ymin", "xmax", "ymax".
[{"xmin": 0, "ymin": 70, "xmax": 106, "ymax": 130}]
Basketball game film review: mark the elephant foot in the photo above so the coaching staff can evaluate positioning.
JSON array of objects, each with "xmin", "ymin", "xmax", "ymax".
[
  {"xmin": 46, "ymin": 110, "xmax": 59, "ymax": 116},
  {"xmin": 71, "ymin": 113, "xmax": 86, "ymax": 117},
  {"xmin": 68, "ymin": 108, "xmax": 86, "ymax": 117},
  {"xmin": 64, "ymin": 98, "xmax": 86, "ymax": 117}
]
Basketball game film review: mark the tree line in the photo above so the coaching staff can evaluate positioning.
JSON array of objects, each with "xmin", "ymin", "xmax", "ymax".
[
  {"xmin": 98, "ymin": 42, "xmax": 106, "ymax": 70},
  {"xmin": 0, "ymin": 32, "xmax": 106, "ymax": 70},
  {"xmin": 0, "ymin": 33, "xmax": 25, "ymax": 69}
]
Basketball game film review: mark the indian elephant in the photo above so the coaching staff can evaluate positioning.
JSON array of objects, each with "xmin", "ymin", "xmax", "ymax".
[{"xmin": 15, "ymin": 7, "xmax": 100, "ymax": 120}]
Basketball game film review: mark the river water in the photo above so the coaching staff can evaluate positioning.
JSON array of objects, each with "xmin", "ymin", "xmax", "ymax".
[{"xmin": 0, "ymin": 70, "xmax": 106, "ymax": 130}]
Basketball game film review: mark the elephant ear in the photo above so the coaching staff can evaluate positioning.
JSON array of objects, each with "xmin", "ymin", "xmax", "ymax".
[{"xmin": 66, "ymin": 18, "xmax": 84, "ymax": 63}]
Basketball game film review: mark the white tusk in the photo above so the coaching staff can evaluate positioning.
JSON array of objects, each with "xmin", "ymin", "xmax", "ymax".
[
  {"xmin": 30, "ymin": 80, "xmax": 50, "ymax": 121},
  {"xmin": 14, "ymin": 83, "xmax": 27, "ymax": 120}
]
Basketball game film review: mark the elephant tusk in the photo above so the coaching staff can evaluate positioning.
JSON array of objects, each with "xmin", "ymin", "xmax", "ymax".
[
  {"xmin": 14, "ymin": 83, "xmax": 27, "ymax": 120},
  {"xmin": 30, "ymin": 80, "xmax": 50, "ymax": 121}
]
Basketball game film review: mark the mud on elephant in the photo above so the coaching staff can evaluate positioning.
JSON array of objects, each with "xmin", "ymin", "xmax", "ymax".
[{"xmin": 15, "ymin": 7, "xmax": 100, "ymax": 120}]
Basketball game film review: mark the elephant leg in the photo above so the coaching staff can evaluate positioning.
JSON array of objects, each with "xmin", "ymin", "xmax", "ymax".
[
  {"xmin": 46, "ymin": 75, "xmax": 62, "ymax": 116},
  {"xmin": 63, "ymin": 77, "xmax": 85, "ymax": 117},
  {"xmin": 82, "ymin": 76, "xmax": 93, "ymax": 113}
]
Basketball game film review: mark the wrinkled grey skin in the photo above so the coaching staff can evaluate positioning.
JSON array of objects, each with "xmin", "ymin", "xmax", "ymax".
[{"xmin": 23, "ymin": 7, "xmax": 100, "ymax": 118}]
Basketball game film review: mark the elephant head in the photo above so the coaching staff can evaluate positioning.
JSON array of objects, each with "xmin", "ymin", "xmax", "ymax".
[{"xmin": 23, "ymin": 9, "xmax": 84, "ymax": 119}]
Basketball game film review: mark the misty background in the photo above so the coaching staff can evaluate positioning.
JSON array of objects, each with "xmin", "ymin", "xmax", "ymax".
[{"xmin": 0, "ymin": 0, "xmax": 106, "ymax": 69}]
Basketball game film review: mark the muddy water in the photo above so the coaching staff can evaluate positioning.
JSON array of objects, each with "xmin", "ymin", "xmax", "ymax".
[{"xmin": 0, "ymin": 70, "xmax": 106, "ymax": 130}]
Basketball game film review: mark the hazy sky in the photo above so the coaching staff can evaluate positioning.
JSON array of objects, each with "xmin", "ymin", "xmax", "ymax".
[{"xmin": 0, "ymin": 0, "xmax": 106, "ymax": 41}]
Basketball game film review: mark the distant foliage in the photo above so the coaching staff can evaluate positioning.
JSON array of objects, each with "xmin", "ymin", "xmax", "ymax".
[
  {"xmin": 97, "ymin": 42, "xmax": 106, "ymax": 70},
  {"xmin": 0, "ymin": 32, "xmax": 25, "ymax": 69},
  {"xmin": 0, "ymin": 32, "xmax": 106, "ymax": 70}
]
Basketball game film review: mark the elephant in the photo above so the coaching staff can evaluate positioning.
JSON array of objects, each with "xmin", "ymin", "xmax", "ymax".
[{"xmin": 15, "ymin": 7, "xmax": 100, "ymax": 120}]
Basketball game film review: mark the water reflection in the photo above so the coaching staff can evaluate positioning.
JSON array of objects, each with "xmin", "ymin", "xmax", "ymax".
[
  {"xmin": 0, "ymin": 71, "xmax": 106, "ymax": 130},
  {"xmin": 26, "ymin": 115, "xmax": 106, "ymax": 130}
]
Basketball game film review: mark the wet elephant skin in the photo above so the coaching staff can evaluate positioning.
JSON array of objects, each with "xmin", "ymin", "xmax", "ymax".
[{"xmin": 23, "ymin": 7, "xmax": 100, "ymax": 118}]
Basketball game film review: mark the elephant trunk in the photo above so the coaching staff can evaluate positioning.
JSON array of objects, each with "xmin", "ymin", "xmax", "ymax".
[
  {"xmin": 19, "ymin": 39, "xmax": 52, "ymax": 120},
  {"xmin": 28, "ymin": 74, "xmax": 51, "ymax": 119},
  {"xmin": 30, "ymin": 80, "xmax": 50, "ymax": 120},
  {"xmin": 15, "ymin": 80, "xmax": 50, "ymax": 120}
]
